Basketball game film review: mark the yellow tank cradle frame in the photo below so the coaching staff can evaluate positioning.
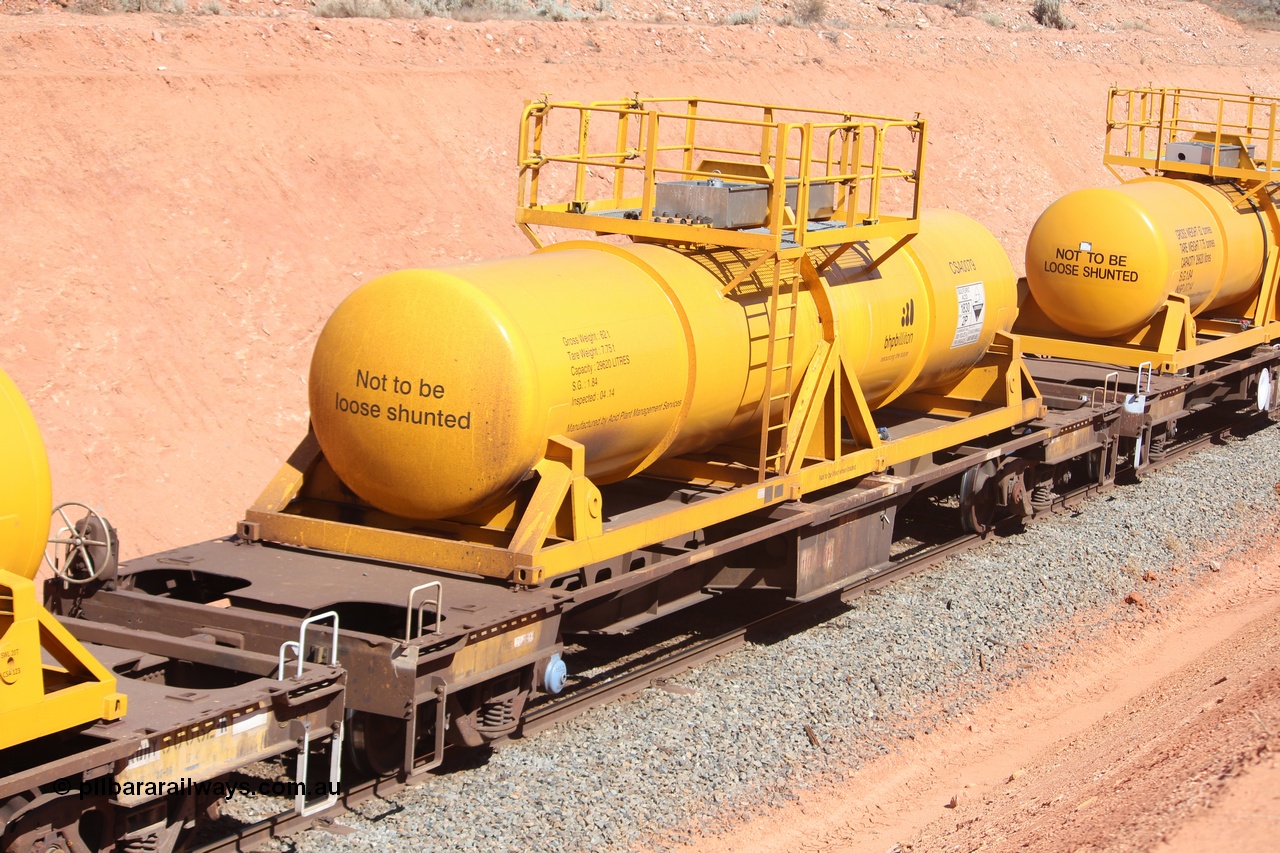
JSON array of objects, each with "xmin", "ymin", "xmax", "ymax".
[
  {"xmin": 1, "ymin": 368, "xmax": 125, "ymax": 751},
  {"xmin": 0, "ymin": 572, "xmax": 126, "ymax": 750},
  {"xmin": 245, "ymin": 97, "xmax": 1042, "ymax": 586},
  {"xmin": 1017, "ymin": 86, "xmax": 1280, "ymax": 372}
]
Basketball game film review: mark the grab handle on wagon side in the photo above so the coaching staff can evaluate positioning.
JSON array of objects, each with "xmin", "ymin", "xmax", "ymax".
[
  {"xmin": 278, "ymin": 610, "xmax": 340, "ymax": 679},
  {"xmin": 1136, "ymin": 361, "xmax": 1154, "ymax": 395},
  {"xmin": 1091, "ymin": 371, "xmax": 1120, "ymax": 409},
  {"xmin": 405, "ymin": 582, "xmax": 443, "ymax": 643}
]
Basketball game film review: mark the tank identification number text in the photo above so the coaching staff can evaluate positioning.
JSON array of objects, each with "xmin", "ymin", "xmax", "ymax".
[
  {"xmin": 332, "ymin": 368, "xmax": 472, "ymax": 429},
  {"xmin": 1173, "ymin": 225, "xmax": 1216, "ymax": 292},
  {"xmin": 951, "ymin": 281, "xmax": 986, "ymax": 349},
  {"xmin": 1043, "ymin": 247, "xmax": 1139, "ymax": 283},
  {"xmin": 563, "ymin": 328, "xmax": 633, "ymax": 408}
]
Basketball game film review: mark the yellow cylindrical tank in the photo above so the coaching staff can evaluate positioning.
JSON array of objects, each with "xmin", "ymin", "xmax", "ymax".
[
  {"xmin": 309, "ymin": 210, "xmax": 1016, "ymax": 520},
  {"xmin": 1025, "ymin": 178, "xmax": 1268, "ymax": 339},
  {"xmin": 0, "ymin": 368, "xmax": 52, "ymax": 581}
]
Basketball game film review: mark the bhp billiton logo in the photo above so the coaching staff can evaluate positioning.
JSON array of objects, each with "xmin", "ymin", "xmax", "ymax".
[{"xmin": 901, "ymin": 299, "xmax": 916, "ymax": 327}]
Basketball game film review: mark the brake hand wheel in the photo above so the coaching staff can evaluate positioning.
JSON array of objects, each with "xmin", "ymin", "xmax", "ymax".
[{"xmin": 44, "ymin": 501, "xmax": 115, "ymax": 585}]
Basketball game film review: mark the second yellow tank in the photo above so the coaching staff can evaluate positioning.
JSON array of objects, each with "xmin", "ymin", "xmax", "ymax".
[{"xmin": 1025, "ymin": 177, "xmax": 1269, "ymax": 339}]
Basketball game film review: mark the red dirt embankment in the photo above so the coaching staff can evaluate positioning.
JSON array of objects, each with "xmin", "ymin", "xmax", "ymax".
[{"xmin": 3, "ymin": 2, "xmax": 1277, "ymax": 557}]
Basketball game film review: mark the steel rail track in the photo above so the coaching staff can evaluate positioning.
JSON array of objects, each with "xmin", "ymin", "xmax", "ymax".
[
  {"xmin": 192, "ymin": 412, "xmax": 1265, "ymax": 853},
  {"xmin": 522, "ymin": 527, "xmax": 989, "ymax": 736},
  {"xmin": 191, "ymin": 527, "xmax": 999, "ymax": 853}
]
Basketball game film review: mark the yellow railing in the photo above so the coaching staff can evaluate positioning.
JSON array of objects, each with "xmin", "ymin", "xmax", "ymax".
[
  {"xmin": 1104, "ymin": 86, "xmax": 1280, "ymax": 185},
  {"xmin": 516, "ymin": 96, "xmax": 925, "ymax": 252}
]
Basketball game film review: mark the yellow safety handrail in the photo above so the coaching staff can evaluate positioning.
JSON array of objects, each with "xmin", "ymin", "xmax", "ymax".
[
  {"xmin": 516, "ymin": 96, "xmax": 925, "ymax": 252},
  {"xmin": 1104, "ymin": 86, "xmax": 1280, "ymax": 186}
]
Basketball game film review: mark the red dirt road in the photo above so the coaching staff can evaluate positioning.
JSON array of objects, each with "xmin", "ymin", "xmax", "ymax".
[{"xmin": 672, "ymin": 548, "xmax": 1280, "ymax": 853}]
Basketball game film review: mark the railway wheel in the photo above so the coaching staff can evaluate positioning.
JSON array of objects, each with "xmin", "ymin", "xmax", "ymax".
[
  {"xmin": 345, "ymin": 711, "xmax": 408, "ymax": 778},
  {"xmin": 959, "ymin": 459, "xmax": 1033, "ymax": 535},
  {"xmin": 959, "ymin": 461, "xmax": 1000, "ymax": 534},
  {"xmin": 1, "ymin": 792, "xmax": 110, "ymax": 853}
]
